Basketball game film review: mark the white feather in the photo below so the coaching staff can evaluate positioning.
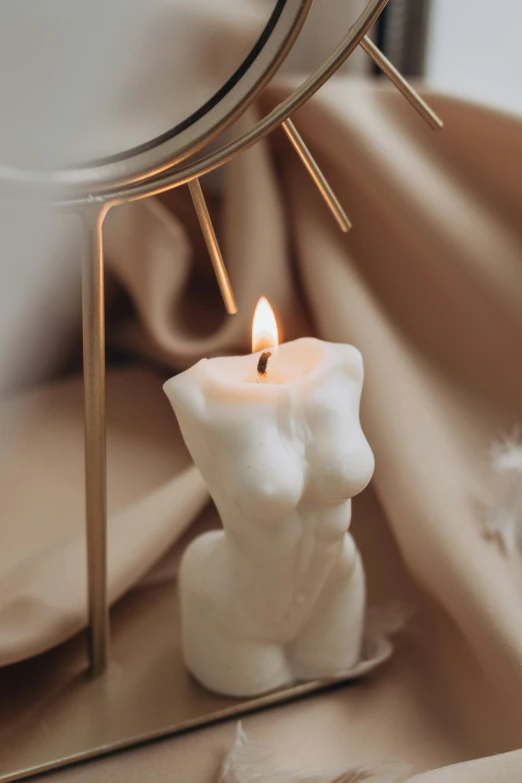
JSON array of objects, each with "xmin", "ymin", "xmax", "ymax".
[
  {"xmin": 365, "ymin": 603, "xmax": 415, "ymax": 639},
  {"xmin": 219, "ymin": 723, "xmax": 413, "ymax": 783},
  {"xmin": 486, "ymin": 434, "xmax": 522, "ymax": 557}
]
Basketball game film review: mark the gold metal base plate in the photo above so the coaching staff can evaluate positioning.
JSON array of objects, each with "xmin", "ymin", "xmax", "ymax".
[{"xmin": 0, "ymin": 578, "xmax": 390, "ymax": 782}]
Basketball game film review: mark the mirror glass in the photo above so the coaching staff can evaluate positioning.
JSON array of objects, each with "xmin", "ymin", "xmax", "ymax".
[{"xmin": 0, "ymin": 0, "xmax": 282, "ymax": 168}]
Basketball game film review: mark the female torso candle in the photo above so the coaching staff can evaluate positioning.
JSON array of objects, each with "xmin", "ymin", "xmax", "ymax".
[{"xmin": 164, "ymin": 299, "xmax": 374, "ymax": 697}]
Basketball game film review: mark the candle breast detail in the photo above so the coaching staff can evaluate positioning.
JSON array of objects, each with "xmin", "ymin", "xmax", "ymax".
[{"xmin": 164, "ymin": 337, "xmax": 375, "ymax": 697}]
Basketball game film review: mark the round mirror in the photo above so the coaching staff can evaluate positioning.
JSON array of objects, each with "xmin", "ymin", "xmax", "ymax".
[{"xmin": 0, "ymin": 0, "xmax": 312, "ymax": 192}]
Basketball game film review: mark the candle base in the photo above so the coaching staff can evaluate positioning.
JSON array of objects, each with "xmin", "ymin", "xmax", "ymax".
[{"xmin": 180, "ymin": 532, "xmax": 366, "ymax": 698}]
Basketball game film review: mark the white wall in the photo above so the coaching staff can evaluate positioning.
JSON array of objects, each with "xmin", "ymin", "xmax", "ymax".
[{"xmin": 425, "ymin": 0, "xmax": 522, "ymax": 115}]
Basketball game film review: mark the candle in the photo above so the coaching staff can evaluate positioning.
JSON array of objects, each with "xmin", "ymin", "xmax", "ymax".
[{"xmin": 163, "ymin": 298, "xmax": 375, "ymax": 697}]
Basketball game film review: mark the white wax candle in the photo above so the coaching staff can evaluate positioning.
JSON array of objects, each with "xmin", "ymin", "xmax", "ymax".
[{"xmin": 164, "ymin": 334, "xmax": 374, "ymax": 697}]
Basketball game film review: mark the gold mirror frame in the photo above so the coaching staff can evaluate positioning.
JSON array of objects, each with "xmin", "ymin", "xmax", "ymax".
[{"xmin": 0, "ymin": 0, "xmax": 314, "ymax": 193}]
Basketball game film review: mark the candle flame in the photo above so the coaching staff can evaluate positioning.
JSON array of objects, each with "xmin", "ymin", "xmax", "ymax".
[{"xmin": 252, "ymin": 297, "xmax": 279, "ymax": 353}]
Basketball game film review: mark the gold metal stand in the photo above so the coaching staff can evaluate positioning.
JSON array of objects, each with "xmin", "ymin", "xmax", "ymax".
[
  {"xmin": 360, "ymin": 36, "xmax": 443, "ymax": 130},
  {"xmin": 188, "ymin": 179, "xmax": 237, "ymax": 315},
  {"xmin": 0, "ymin": 576, "xmax": 391, "ymax": 783},
  {"xmin": 81, "ymin": 207, "xmax": 110, "ymax": 674},
  {"xmin": 0, "ymin": 0, "xmax": 444, "ymax": 776},
  {"xmin": 282, "ymin": 119, "xmax": 352, "ymax": 232}
]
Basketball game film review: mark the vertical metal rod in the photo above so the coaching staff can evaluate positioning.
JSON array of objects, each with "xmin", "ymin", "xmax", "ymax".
[
  {"xmin": 281, "ymin": 119, "xmax": 351, "ymax": 232},
  {"xmin": 81, "ymin": 205, "xmax": 109, "ymax": 675},
  {"xmin": 188, "ymin": 178, "xmax": 237, "ymax": 315},
  {"xmin": 360, "ymin": 36, "xmax": 443, "ymax": 130}
]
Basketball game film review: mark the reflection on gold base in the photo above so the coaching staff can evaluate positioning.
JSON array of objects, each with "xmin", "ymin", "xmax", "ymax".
[{"xmin": 0, "ymin": 577, "xmax": 390, "ymax": 783}]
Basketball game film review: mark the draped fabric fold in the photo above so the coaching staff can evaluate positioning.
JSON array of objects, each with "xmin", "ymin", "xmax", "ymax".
[{"xmin": 1, "ymin": 76, "xmax": 522, "ymax": 781}]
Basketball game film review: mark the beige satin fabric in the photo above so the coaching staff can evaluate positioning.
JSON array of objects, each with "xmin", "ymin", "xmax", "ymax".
[{"xmin": 1, "ymin": 78, "xmax": 522, "ymax": 781}]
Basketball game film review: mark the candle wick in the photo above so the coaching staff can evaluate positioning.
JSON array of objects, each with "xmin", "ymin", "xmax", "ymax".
[{"xmin": 257, "ymin": 351, "xmax": 272, "ymax": 377}]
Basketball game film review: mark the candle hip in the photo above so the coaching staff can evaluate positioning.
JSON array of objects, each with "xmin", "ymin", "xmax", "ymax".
[{"xmin": 164, "ymin": 338, "xmax": 374, "ymax": 697}]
